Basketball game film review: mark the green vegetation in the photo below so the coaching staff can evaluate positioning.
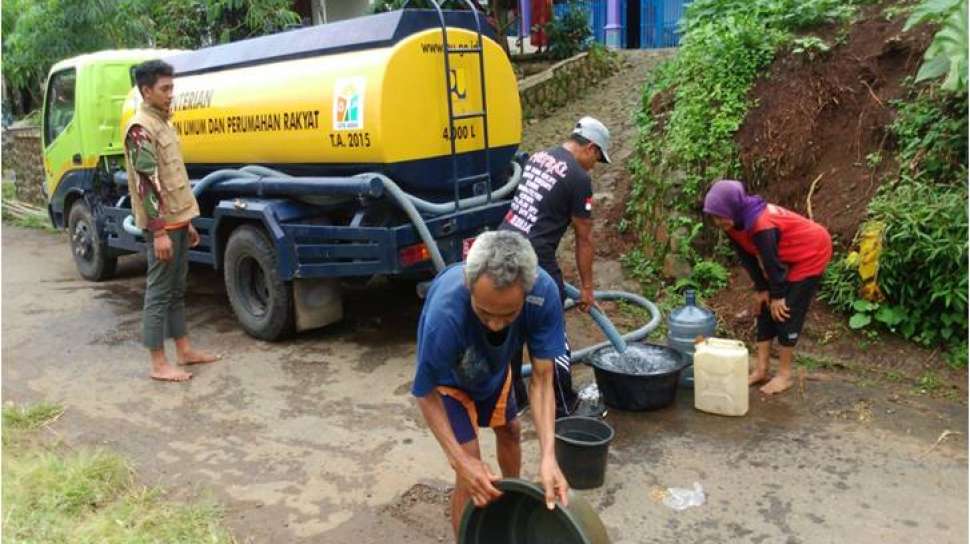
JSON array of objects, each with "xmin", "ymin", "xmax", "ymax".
[
  {"xmin": 675, "ymin": 260, "xmax": 729, "ymax": 298},
  {"xmin": 623, "ymin": 0, "xmax": 967, "ymax": 366},
  {"xmin": 2, "ymin": 403, "xmax": 236, "ymax": 543},
  {"xmin": 2, "ymin": 0, "xmax": 300, "ymax": 115},
  {"xmin": 884, "ymin": 370, "xmax": 905, "ymax": 383},
  {"xmin": 904, "ymin": 0, "xmax": 968, "ymax": 93},
  {"xmin": 915, "ymin": 370, "xmax": 943, "ymax": 394},
  {"xmin": 866, "ymin": 179, "xmax": 967, "ymax": 343},
  {"xmin": 372, "ymin": 0, "xmax": 467, "ymax": 12},
  {"xmin": 2, "ymin": 402, "xmax": 65, "ymax": 433},
  {"xmin": 821, "ymin": 87, "xmax": 968, "ymax": 366},
  {"xmin": 791, "ymin": 36, "xmax": 831, "ymax": 60},
  {"xmin": 2, "ymin": 182, "xmax": 54, "ymax": 230},
  {"xmin": 545, "ymin": 1, "xmax": 594, "ymax": 60},
  {"xmin": 794, "ymin": 352, "xmax": 856, "ymax": 372}
]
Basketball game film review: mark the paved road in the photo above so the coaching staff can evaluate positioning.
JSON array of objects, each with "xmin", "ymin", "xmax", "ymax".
[{"xmin": 3, "ymin": 225, "xmax": 967, "ymax": 543}]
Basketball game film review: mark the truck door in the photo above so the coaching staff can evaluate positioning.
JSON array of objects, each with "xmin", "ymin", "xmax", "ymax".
[
  {"xmin": 92, "ymin": 62, "xmax": 136, "ymax": 156},
  {"xmin": 42, "ymin": 68, "xmax": 84, "ymax": 198}
]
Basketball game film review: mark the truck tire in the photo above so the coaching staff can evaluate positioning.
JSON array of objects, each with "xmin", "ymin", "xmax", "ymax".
[
  {"xmin": 68, "ymin": 200, "xmax": 117, "ymax": 281},
  {"xmin": 224, "ymin": 224, "xmax": 294, "ymax": 340}
]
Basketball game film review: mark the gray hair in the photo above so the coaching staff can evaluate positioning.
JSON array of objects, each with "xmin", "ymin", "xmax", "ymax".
[{"xmin": 464, "ymin": 231, "xmax": 538, "ymax": 292}]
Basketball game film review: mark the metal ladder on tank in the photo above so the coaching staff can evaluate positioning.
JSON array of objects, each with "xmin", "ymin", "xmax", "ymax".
[{"xmin": 402, "ymin": 0, "xmax": 494, "ymax": 211}]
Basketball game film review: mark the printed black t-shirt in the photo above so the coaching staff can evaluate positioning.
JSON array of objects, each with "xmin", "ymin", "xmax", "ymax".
[{"xmin": 499, "ymin": 146, "xmax": 593, "ymax": 265}]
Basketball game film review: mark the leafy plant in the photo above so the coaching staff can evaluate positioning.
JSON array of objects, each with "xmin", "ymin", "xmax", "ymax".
[
  {"xmin": 791, "ymin": 36, "xmax": 831, "ymax": 60},
  {"xmin": 848, "ymin": 299, "xmax": 905, "ymax": 331},
  {"xmin": 544, "ymin": 1, "xmax": 593, "ymax": 60},
  {"xmin": 904, "ymin": 0, "xmax": 968, "ymax": 92},
  {"xmin": 865, "ymin": 181, "xmax": 968, "ymax": 345},
  {"xmin": 675, "ymin": 259, "xmax": 730, "ymax": 297},
  {"xmin": 861, "ymin": 86, "xmax": 968, "ymax": 351},
  {"xmin": 946, "ymin": 346, "xmax": 968, "ymax": 369},
  {"xmin": 621, "ymin": 248, "xmax": 660, "ymax": 289},
  {"xmin": 848, "ymin": 299, "xmax": 877, "ymax": 329},
  {"xmin": 682, "ymin": 0, "xmax": 856, "ymax": 33},
  {"xmin": 884, "ymin": 4, "xmax": 914, "ymax": 21},
  {"xmin": 865, "ymin": 150, "xmax": 883, "ymax": 169},
  {"xmin": 891, "ymin": 89, "xmax": 969, "ymax": 182}
]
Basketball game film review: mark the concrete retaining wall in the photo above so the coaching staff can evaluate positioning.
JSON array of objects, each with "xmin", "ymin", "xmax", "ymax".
[
  {"xmin": 518, "ymin": 48, "xmax": 620, "ymax": 120},
  {"xmin": 2, "ymin": 125, "xmax": 46, "ymax": 206}
]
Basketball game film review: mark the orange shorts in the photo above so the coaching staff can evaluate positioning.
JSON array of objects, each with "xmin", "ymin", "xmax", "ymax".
[{"xmin": 437, "ymin": 369, "xmax": 518, "ymax": 444}]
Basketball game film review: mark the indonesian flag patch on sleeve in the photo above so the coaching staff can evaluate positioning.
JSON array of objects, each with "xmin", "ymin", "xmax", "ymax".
[{"xmin": 585, "ymin": 197, "xmax": 593, "ymax": 212}]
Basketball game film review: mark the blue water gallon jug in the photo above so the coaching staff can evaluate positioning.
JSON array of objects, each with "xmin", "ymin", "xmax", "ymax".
[{"xmin": 666, "ymin": 289, "xmax": 717, "ymax": 387}]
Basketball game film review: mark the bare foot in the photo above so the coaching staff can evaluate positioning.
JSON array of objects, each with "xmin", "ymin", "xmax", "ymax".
[
  {"xmin": 178, "ymin": 350, "xmax": 220, "ymax": 366},
  {"xmin": 749, "ymin": 369, "xmax": 770, "ymax": 386},
  {"xmin": 760, "ymin": 374, "xmax": 794, "ymax": 395},
  {"xmin": 151, "ymin": 364, "xmax": 192, "ymax": 382}
]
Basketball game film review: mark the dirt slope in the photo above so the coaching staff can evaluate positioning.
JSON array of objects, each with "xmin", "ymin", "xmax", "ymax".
[{"xmin": 736, "ymin": 4, "xmax": 933, "ymax": 246}]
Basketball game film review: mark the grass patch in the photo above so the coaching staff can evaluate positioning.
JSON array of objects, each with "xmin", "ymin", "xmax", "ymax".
[
  {"xmin": 794, "ymin": 353, "xmax": 848, "ymax": 372},
  {"xmin": 2, "ymin": 181, "xmax": 53, "ymax": 231},
  {"xmin": 914, "ymin": 371, "xmax": 943, "ymax": 394},
  {"xmin": 3, "ymin": 402, "xmax": 65, "ymax": 431},
  {"xmin": 6, "ymin": 212, "xmax": 55, "ymax": 230},
  {"xmin": 616, "ymin": 299, "xmax": 654, "ymax": 325},
  {"xmin": 2, "ymin": 403, "xmax": 236, "ymax": 543},
  {"xmin": 884, "ymin": 370, "xmax": 906, "ymax": 383}
]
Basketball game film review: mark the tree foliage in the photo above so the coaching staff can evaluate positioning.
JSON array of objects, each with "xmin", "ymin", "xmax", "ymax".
[
  {"xmin": 545, "ymin": 1, "xmax": 593, "ymax": 60},
  {"xmin": 2, "ymin": 0, "xmax": 143, "ymax": 113},
  {"xmin": 904, "ymin": 0, "xmax": 968, "ymax": 93},
  {"xmin": 2, "ymin": 0, "xmax": 300, "ymax": 116}
]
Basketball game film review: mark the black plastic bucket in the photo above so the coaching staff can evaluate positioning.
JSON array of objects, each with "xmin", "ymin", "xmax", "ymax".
[
  {"xmin": 589, "ymin": 343, "xmax": 689, "ymax": 411},
  {"xmin": 555, "ymin": 416, "xmax": 615, "ymax": 490},
  {"xmin": 459, "ymin": 478, "xmax": 611, "ymax": 544}
]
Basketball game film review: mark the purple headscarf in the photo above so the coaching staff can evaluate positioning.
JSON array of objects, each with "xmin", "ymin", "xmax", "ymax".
[{"xmin": 703, "ymin": 180, "xmax": 767, "ymax": 231}]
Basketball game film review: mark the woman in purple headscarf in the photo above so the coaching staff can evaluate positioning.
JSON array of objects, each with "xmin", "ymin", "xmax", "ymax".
[{"xmin": 704, "ymin": 180, "xmax": 832, "ymax": 395}]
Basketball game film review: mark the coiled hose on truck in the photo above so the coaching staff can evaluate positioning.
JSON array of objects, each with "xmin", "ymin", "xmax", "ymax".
[{"xmin": 122, "ymin": 163, "xmax": 661, "ymax": 364}]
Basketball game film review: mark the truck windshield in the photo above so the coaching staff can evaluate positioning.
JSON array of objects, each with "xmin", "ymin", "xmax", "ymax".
[{"xmin": 44, "ymin": 68, "xmax": 77, "ymax": 145}]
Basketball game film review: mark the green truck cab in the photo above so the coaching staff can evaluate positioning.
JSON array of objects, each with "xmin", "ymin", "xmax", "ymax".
[{"xmin": 42, "ymin": 50, "xmax": 179, "ymax": 243}]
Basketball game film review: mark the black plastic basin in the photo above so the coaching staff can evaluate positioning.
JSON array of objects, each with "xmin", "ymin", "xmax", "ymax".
[
  {"xmin": 589, "ymin": 342, "xmax": 689, "ymax": 411},
  {"xmin": 459, "ymin": 478, "xmax": 611, "ymax": 544},
  {"xmin": 555, "ymin": 416, "xmax": 614, "ymax": 490}
]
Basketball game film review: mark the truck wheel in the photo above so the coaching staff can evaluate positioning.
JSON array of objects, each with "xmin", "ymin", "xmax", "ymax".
[
  {"xmin": 68, "ymin": 200, "xmax": 117, "ymax": 281},
  {"xmin": 224, "ymin": 225, "xmax": 294, "ymax": 340}
]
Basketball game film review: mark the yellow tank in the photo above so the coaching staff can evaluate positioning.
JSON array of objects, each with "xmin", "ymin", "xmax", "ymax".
[{"xmin": 121, "ymin": 9, "xmax": 521, "ymax": 198}]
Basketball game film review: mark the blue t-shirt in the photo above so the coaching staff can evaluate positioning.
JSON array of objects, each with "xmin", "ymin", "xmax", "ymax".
[{"xmin": 411, "ymin": 264, "xmax": 567, "ymax": 401}]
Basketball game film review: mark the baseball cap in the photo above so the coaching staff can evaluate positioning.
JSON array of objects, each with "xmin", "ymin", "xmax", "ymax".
[{"xmin": 571, "ymin": 116, "xmax": 611, "ymax": 164}]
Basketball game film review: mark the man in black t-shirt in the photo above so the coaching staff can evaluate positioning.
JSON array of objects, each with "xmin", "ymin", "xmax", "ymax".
[{"xmin": 500, "ymin": 116, "xmax": 611, "ymax": 418}]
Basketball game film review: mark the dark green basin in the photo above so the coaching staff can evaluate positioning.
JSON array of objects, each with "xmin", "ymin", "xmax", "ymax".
[{"xmin": 458, "ymin": 478, "xmax": 611, "ymax": 544}]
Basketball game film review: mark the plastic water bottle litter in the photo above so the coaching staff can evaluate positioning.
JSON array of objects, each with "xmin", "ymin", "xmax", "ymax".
[
  {"xmin": 578, "ymin": 383, "xmax": 600, "ymax": 402},
  {"xmin": 662, "ymin": 482, "xmax": 706, "ymax": 511}
]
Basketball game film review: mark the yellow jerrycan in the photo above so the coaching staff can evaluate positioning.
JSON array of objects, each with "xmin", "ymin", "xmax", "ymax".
[{"xmin": 693, "ymin": 338, "xmax": 749, "ymax": 416}]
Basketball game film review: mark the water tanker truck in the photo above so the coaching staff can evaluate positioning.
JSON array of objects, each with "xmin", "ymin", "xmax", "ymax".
[{"xmin": 41, "ymin": 4, "xmax": 522, "ymax": 340}]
